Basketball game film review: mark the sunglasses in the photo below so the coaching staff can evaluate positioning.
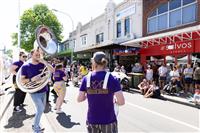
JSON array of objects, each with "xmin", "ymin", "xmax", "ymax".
[{"xmin": 22, "ymin": 55, "xmax": 27, "ymax": 58}]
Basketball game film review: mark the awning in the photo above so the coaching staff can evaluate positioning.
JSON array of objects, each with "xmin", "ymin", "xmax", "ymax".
[{"xmin": 121, "ymin": 25, "xmax": 200, "ymax": 48}]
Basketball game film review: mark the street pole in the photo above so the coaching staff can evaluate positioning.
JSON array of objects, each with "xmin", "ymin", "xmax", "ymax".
[
  {"xmin": 16, "ymin": 0, "xmax": 21, "ymax": 61},
  {"xmin": 52, "ymin": 9, "xmax": 74, "ymax": 63}
]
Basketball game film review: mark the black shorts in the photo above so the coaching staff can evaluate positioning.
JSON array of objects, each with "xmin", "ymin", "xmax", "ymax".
[
  {"xmin": 195, "ymin": 80, "xmax": 200, "ymax": 85},
  {"xmin": 159, "ymin": 76, "xmax": 166, "ymax": 81},
  {"xmin": 184, "ymin": 78, "xmax": 193, "ymax": 84},
  {"xmin": 152, "ymin": 89, "xmax": 161, "ymax": 98}
]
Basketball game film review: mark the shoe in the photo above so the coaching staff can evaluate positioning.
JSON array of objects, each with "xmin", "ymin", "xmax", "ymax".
[
  {"xmin": 32, "ymin": 125, "xmax": 45, "ymax": 131},
  {"xmin": 56, "ymin": 109, "xmax": 63, "ymax": 114},
  {"xmin": 20, "ymin": 104, "xmax": 26, "ymax": 107},
  {"xmin": 13, "ymin": 106, "xmax": 22, "ymax": 112}
]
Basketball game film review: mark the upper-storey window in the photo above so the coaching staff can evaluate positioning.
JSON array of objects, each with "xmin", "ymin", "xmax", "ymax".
[
  {"xmin": 96, "ymin": 33, "xmax": 104, "ymax": 44},
  {"xmin": 117, "ymin": 21, "xmax": 121, "ymax": 38},
  {"xmin": 147, "ymin": 0, "xmax": 197, "ymax": 33},
  {"xmin": 81, "ymin": 35, "xmax": 87, "ymax": 45},
  {"xmin": 125, "ymin": 17, "xmax": 130, "ymax": 36}
]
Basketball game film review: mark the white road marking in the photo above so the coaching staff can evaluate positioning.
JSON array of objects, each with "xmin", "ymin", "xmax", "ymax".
[{"xmin": 126, "ymin": 101, "xmax": 200, "ymax": 131}]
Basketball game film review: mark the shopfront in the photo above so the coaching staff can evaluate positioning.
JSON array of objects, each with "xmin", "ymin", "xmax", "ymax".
[
  {"xmin": 140, "ymin": 40, "xmax": 196, "ymax": 65},
  {"xmin": 113, "ymin": 47, "xmax": 140, "ymax": 72}
]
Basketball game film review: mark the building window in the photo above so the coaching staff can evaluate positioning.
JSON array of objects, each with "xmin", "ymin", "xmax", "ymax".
[
  {"xmin": 169, "ymin": 9, "xmax": 181, "ymax": 27},
  {"xmin": 148, "ymin": 17, "xmax": 157, "ymax": 33},
  {"xmin": 81, "ymin": 35, "xmax": 87, "ymax": 45},
  {"xmin": 117, "ymin": 21, "xmax": 121, "ymax": 38},
  {"xmin": 96, "ymin": 33, "xmax": 104, "ymax": 44},
  {"xmin": 125, "ymin": 17, "xmax": 130, "ymax": 36},
  {"xmin": 147, "ymin": 0, "xmax": 197, "ymax": 33}
]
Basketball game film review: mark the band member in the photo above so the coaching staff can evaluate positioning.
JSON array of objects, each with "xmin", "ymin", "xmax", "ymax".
[
  {"xmin": 10, "ymin": 51, "xmax": 27, "ymax": 112},
  {"xmin": 77, "ymin": 51, "xmax": 125, "ymax": 133},
  {"xmin": 20, "ymin": 49, "xmax": 54, "ymax": 132},
  {"xmin": 53, "ymin": 63, "xmax": 67, "ymax": 113}
]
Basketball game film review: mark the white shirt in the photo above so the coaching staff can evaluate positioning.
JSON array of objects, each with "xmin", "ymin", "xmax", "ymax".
[
  {"xmin": 170, "ymin": 70, "xmax": 180, "ymax": 78},
  {"xmin": 146, "ymin": 69, "xmax": 153, "ymax": 80},
  {"xmin": 158, "ymin": 66, "xmax": 168, "ymax": 77}
]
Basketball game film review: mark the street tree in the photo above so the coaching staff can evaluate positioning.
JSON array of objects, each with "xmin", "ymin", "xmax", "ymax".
[{"xmin": 11, "ymin": 4, "xmax": 63, "ymax": 52}]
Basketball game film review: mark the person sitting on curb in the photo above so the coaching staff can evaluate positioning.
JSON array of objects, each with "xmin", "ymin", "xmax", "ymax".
[
  {"xmin": 138, "ymin": 79, "xmax": 150, "ymax": 95},
  {"xmin": 144, "ymin": 81, "xmax": 161, "ymax": 98}
]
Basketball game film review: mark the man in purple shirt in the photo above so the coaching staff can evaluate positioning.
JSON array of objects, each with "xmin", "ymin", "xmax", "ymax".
[
  {"xmin": 20, "ymin": 49, "xmax": 54, "ymax": 132},
  {"xmin": 77, "ymin": 51, "xmax": 125, "ymax": 133},
  {"xmin": 10, "ymin": 51, "xmax": 27, "ymax": 112}
]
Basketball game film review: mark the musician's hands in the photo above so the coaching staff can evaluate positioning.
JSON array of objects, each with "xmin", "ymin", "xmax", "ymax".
[{"xmin": 31, "ymin": 75, "xmax": 42, "ymax": 82}]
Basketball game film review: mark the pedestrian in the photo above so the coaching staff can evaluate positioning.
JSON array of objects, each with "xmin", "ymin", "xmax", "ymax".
[
  {"xmin": 145, "ymin": 65, "xmax": 153, "ymax": 82},
  {"xmin": 20, "ymin": 49, "xmax": 54, "ymax": 133},
  {"xmin": 183, "ymin": 64, "xmax": 193, "ymax": 94},
  {"xmin": 10, "ymin": 51, "xmax": 27, "ymax": 112},
  {"xmin": 193, "ymin": 62, "xmax": 200, "ymax": 97},
  {"xmin": 77, "ymin": 51, "xmax": 125, "ymax": 133},
  {"xmin": 158, "ymin": 63, "xmax": 168, "ymax": 90},
  {"xmin": 53, "ymin": 63, "xmax": 67, "ymax": 113}
]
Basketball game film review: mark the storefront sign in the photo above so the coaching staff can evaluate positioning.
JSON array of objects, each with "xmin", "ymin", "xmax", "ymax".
[
  {"xmin": 141, "ymin": 40, "xmax": 194, "ymax": 56},
  {"xmin": 113, "ymin": 47, "xmax": 140, "ymax": 56}
]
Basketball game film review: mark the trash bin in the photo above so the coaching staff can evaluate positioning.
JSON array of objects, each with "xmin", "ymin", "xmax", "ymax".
[{"xmin": 132, "ymin": 73, "xmax": 144, "ymax": 88}]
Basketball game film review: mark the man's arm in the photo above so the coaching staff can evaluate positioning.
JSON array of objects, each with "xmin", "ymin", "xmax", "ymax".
[
  {"xmin": 114, "ymin": 91, "xmax": 125, "ymax": 106},
  {"xmin": 77, "ymin": 91, "xmax": 87, "ymax": 102},
  {"xmin": 39, "ymin": 59, "xmax": 55, "ymax": 73},
  {"xmin": 10, "ymin": 65, "xmax": 18, "ymax": 75},
  {"xmin": 20, "ymin": 75, "xmax": 30, "ymax": 85}
]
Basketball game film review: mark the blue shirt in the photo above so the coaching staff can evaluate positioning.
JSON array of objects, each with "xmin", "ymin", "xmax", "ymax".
[
  {"xmin": 21, "ymin": 62, "xmax": 48, "ymax": 93},
  {"xmin": 79, "ymin": 71, "xmax": 121, "ymax": 124}
]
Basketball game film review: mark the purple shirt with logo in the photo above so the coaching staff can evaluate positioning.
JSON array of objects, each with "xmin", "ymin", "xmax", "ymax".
[
  {"xmin": 13, "ymin": 60, "xmax": 24, "ymax": 72},
  {"xmin": 53, "ymin": 69, "xmax": 66, "ymax": 82},
  {"xmin": 79, "ymin": 71, "xmax": 121, "ymax": 124},
  {"xmin": 21, "ymin": 62, "xmax": 48, "ymax": 93}
]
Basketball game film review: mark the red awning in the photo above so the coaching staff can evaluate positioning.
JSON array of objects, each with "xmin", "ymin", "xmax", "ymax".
[{"xmin": 121, "ymin": 25, "xmax": 200, "ymax": 48}]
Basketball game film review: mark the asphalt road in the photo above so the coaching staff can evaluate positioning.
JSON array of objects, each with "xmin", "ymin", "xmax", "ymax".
[{"xmin": 1, "ymin": 82, "xmax": 200, "ymax": 133}]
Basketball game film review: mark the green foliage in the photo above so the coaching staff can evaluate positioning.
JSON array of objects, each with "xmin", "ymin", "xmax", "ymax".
[
  {"xmin": 11, "ymin": 4, "xmax": 63, "ymax": 52},
  {"xmin": 5, "ymin": 49, "xmax": 13, "ymax": 58}
]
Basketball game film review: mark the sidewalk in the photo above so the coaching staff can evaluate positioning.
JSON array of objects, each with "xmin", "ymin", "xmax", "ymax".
[
  {"xmin": 130, "ymin": 88, "xmax": 200, "ymax": 109},
  {"xmin": 0, "ymin": 83, "xmax": 14, "ymax": 120},
  {"xmin": 0, "ymin": 87, "xmax": 54, "ymax": 132}
]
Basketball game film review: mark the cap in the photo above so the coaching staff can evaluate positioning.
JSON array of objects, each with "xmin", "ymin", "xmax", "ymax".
[{"xmin": 92, "ymin": 51, "xmax": 107, "ymax": 64}]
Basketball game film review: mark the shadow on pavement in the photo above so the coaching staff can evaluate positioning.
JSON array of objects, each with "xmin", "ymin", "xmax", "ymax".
[
  {"xmin": 4, "ymin": 108, "xmax": 35, "ymax": 129},
  {"xmin": 56, "ymin": 113, "xmax": 80, "ymax": 128}
]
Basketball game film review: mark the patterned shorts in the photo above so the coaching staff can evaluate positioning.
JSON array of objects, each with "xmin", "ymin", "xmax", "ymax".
[
  {"xmin": 86, "ymin": 121, "xmax": 118, "ymax": 133},
  {"xmin": 53, "ymin": 81, "xmax": 66, "ymax": 96}
]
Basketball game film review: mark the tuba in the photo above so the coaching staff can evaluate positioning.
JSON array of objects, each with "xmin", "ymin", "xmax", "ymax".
[{"xmin": 16, "ymin": 25, "xmax": 58, "ymax": 93}]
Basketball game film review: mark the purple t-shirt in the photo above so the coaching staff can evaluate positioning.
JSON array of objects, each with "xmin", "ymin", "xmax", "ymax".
[
  {"xmin": 53, "ymin": 69, "xmax": 66, "ymax": 82},
  {"xmin": 21, "ymin": 62, "xmax": 48, "ymax": 93},
  {"xmin": 79, "ymin": 71, "xmax": 121, "ymax": 124},
  {"xmin": 13, "ymin": 60, "xmax": 23, "ymax": 72}
]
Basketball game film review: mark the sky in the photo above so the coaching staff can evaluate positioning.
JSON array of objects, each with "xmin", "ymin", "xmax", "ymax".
[{"xmin": 0, "ymin": 0, "xmax": 123, "ymax": 50}]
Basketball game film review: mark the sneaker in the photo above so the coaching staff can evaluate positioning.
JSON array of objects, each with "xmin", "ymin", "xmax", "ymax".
[
  {"xmin": 53, "ymin": 106, "xmax": 57, "ymax": 110},
  {"xmin": 32, "ymin": 125, "xmax": 45, "ymax": 131},
  {"xmin": 13, "ymin": 106, "xmax": 22, "ymax": 112}
]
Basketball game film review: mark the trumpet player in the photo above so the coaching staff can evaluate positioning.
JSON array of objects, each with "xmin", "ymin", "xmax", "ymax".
[{"xmin": 20, "ymin": 49, "xmax": 54, "ymax": 132}]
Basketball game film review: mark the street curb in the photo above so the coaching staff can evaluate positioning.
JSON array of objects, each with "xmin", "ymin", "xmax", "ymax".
[
  {"xmin": 129, "ymin": 88, "xmax": 200, "ymax": 109},
  {"xmin": 162, "ymin": 95, "xmax": 200, "ymax": 109},
  {"xmin": 0, "ymin": 90, "xmax": 14, "ymax": 120}
]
